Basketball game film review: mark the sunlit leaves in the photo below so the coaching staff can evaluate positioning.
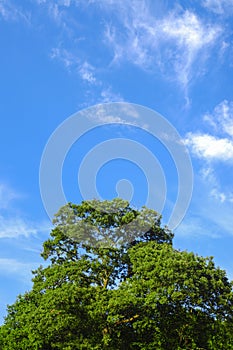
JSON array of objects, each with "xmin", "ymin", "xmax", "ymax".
[{"xmin": 0, "ymin": 199, "xmax": 232, "ymax": 349}]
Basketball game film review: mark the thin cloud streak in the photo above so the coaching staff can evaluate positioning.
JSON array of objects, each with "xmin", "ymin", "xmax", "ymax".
[
  {"xmin": 0, "ymin": 184, "xmax": 20, "ymax": 210},
  {"xmin": 0, "ymin": 258, "xmax": 39, "ymax": 283},
  {"xmin": 159, "ymin": 10, "xmax": 220, "ymax": 87},
  {"xmin": 202, "ymin": 0, "xmax": 233, "ymax": 15},
  {"xmin": 36, "ymin": 0, "xmax": 222, "ymax": 99},
  {"xmin": 200, "ymin": 166, "xmax": 233, "ymax": 204},
  {"xmin": 0, "ymin": 183, "xmax": 50, "ymax": 239},
  {"xmin": 50, "ymin": 48, "xmax": 98, "ymax": 85},
  {"xmin": 204, "ymin": 100, "xmax": 233, "ymax": 138},
  {"xmin": 0, "ymin": 0, "xmax": 30, "ymax": 23},
  {"xmin": 0, "ymin": 216, "xmax": 50, "ymax": 239},
  {"xmin": 103, "ymin": 5, "xmax": 221, "ymax": 92}
]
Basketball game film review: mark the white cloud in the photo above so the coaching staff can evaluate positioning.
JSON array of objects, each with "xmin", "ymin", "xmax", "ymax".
[
  {"xmin": 0, "ymin": 215, "xmax": 50, "ymax": 239},
  {"xmin": 185, "ymin": 99, "xmax": 233, "ymax": 215},
  {"xmin": 0, "ymin": 2, "xmax": 8, "ymax": 19},
  {"xmin": 0, "ymin": 258, "xmax": 31, "ymax": 274},
  {"xmin": 99, "ymin": 87, "xmax": 123, "ymax": 103},
  {"xmin": 204, "ymin": 100, "xmax": 233, "ymax": 137},
  {"xmin": 37, "ymin": 0, "xmax": 71, "ymax": 5},
  {"xmin": 79, "ymin": 85, "xmax": 124, "ymax": 107},
  {"xmin": 185, "ymin": 100, "xmax": 233, "ymax": 162},
  {"xmin": 176, "ymin": 163, "xmax": 233, "ymax": 240},
  {"xmin": 210, "ymin": 188, "xmax": 227, "ymax": 203},
  {"xmin": 161, "ymin": 11, "xmax": 215, "ymax": 49},
  {"xmin": 159, "ymin": 10, "xmax": 220, "ymax": 88},
  {"xmin": 0, "ymin": 258, "xmax": 39, "ymax": 282},
  {"xmin": 38, "ymin": 1, "xmax": 222, "ymax": 94},
  {"xmin": 200, "ymin": 166, "xmax": 233, "ymax": 204},
  {"xmin": 0, "ymin": 183, "xmax": 50, "ymax": 239},
  {"xmin": 0, "ymin": 184, "xmax": 19, "ymax": 209},
  {"xmin": 50, "ymin": 47, "xmax": 75, "ymax": 68},
  {"xmin": 176, "ymin": 216, "xmax": 221, "ymax": 238},
  {"xmin": 50, "ymin": 48, "xmax": 98, "ymax": 85},
  {"xmin": 176, "ymin": 198, "xmax": 233, "ymax": 238},
  {"xmin": 48, "ymin": 3, "xmax": 60, "ymax": 21},
  {"xmin": 0, "ymin": 0, "xmax": 30, "ymax": 23},
  {"xmin": 103, "ymin": 5, "xmax": 221, "ymax": 89},
  {"xmin": 63, "ymin": 0, "xmax": 71, "ymax": 6},
  {"xmin": 200, "ymin": 166, "xmax": 216, "ymax": 183},
  {"xmin": 79, "ymin": 61, "xmax": 97, "ymax": 84},
  {"xmin": 202, "ymin": 0, "xmax": 233, "ymax": 15},
  {"xmin": 185, "ymin": 133, "xmax": 233, "ymax": 161}
]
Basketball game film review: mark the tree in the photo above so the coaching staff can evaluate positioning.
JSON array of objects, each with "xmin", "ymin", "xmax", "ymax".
[{"xmin": 0, "ymin": 198, "xmax": 233, "ymax": 349}]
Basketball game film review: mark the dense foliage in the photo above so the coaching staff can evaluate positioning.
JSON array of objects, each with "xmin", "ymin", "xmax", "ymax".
[{"xmin": 0, "ymin": 198, "xmax": 233, "ymax": 349}]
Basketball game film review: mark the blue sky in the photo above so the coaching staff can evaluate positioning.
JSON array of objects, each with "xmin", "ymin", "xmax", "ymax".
[{"xmin": 1, "ymin": 0, "xmax": 233, "ymax": 322}]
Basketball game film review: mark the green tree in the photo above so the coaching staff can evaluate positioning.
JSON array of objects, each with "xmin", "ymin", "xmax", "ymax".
[{"xmin": 0, "ymin": 198, "xmax": 232, "ymax": 349}]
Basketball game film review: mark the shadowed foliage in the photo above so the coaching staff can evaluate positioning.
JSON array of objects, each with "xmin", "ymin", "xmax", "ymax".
[{"xmin": 0, "ymin": 199, "xmax": 232, "ymax": 349}]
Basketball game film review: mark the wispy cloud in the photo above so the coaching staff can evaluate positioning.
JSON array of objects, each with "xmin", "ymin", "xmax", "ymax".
[
  {"xmin": 202, "ymin": 0, "xmax": 233, "ymax": 15},
  {"xmin": 0, "ymin": 184, "xmax": 19, "ymax": 209},
  {"xmin": 0, "ymin": 258, "xmax": 30, "ymax": 274},
  {"xmin": 181, "ymin": 202, "xmax": 233, "ymax": 240},
  {"xmin": 50, "ymin": 46, "xmax": 124, "ymax": 104},
  {"xmin": 50, "ymin": 47, "xmax": 77, "ymax": 70},
  {"xmin": 200, "ymin": 166, "xmax": 233, "ymax": 203},
  {"xmin": 36, "ymin": 0, "xmax": 222, "ymax": 101},
  {"xmin": 79, "ymin": 61, "xmax": 97, "ymax": 84},
  {"xmin": 50, "ymin": 48, "xmax": 98, "ymax": 85},
  {"xmin": 203, "ymin": 100, "xmax": 233, "ymax": 137},
  {"xmin": 176, "ymin": 215, "xmax": 221, "ymax": 239},
  {"xmin": 0, "ymin": 215, "xmax": 49, "ymax": 239},
  {"xmin": 210, "ymin": 188, "xmax": 230, "ymax": 203},
  {"xmin": 0, "ymin": 258, "xmax": 38, "ymax": 282},
  {"xmin": 99, "ymin": 87, "xmax": 123, "ymax": 103},
  {"xmin": 103, "ymin": 5, "xmax": 221, "ymax": 92},
  {"xmin": 159, "ymin": 10, "xmax": 220, "ymax": 88},
  {"xmin": 36, "ymin": 0, "xmax": 71, "ymax": 6},
  {"xmin": 0, "ymin": 183, "xmax": 50, "ymax": 239},
  {"xmin": 0, "ymin": 0, "xmax": 30, "ymax": 23},
  {"xmin": 176, "ymin": 165, "xmax": 233, "ymax": 239}
]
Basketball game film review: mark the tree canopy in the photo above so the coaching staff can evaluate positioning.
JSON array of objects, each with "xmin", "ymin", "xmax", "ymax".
[{"xmin": 0, "ymin": 198, "xmax": 233, "ymax": 349}]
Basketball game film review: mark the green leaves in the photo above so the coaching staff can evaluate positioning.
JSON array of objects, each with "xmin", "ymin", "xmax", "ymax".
[
  {"xmin": 0, "ymin": 199, "xmax": 233, "ymax": 349},
  {"xmin": 50, "ymin": 198, "xmax": 173, "ymax": 250}
]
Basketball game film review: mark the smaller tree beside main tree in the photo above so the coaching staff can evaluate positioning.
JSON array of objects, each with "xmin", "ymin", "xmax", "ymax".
[{"xmin": 0, "ymin": 198, "xmax": 232, "ymax": 349}]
